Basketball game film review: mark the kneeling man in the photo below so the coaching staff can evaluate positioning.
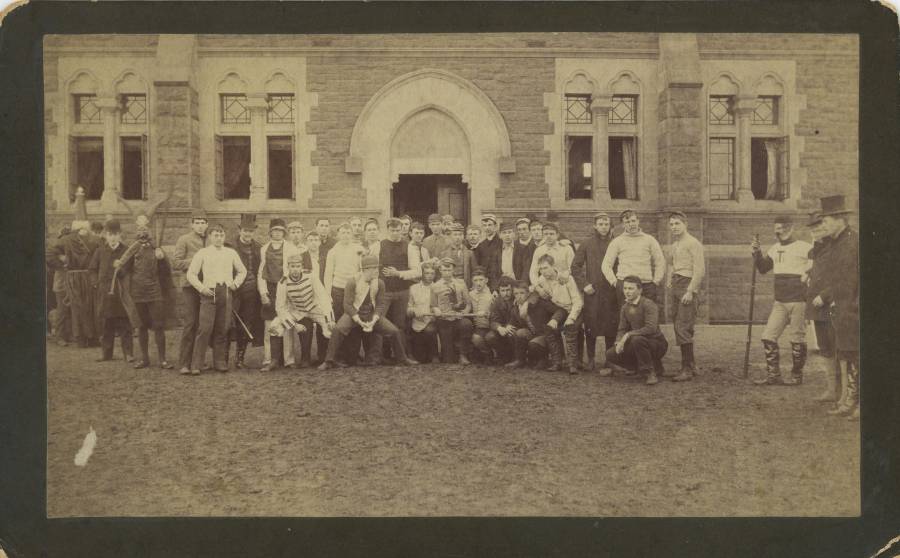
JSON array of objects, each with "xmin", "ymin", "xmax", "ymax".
[{"xmin": 605, "ymin": 275, "xmax": 668, "ymax": 385}]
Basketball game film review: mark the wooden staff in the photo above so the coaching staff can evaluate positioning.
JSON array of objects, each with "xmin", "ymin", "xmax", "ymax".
[
  {"xmin": 743, "ymin": 234, "xmax": 759, "ymax": 378},
  {"xmin": 108, "ymin": 239, "xmax": 143, "ymax": 295}
]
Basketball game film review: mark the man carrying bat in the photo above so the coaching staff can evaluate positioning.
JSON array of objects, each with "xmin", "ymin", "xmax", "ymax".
[
  {"xmin": 228, "ymin": 214, "xmax": 264, "ymax": 369},
  {"xmin": 87, "ymin": 219, "xmax": 133, "ymax": 363},
  {"xmin": 751, "ymin": 215, "xmax": 812, "ymax": 386}
]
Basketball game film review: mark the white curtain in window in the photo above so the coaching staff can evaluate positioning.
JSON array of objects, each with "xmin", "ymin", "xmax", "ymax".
[
  {"xmin": 621, "ymin": 139, "xmax": 637, "ymax": 200},
  {"xmin": 764, "ymin": 139, "xmax": 779, "ymax": 200}
]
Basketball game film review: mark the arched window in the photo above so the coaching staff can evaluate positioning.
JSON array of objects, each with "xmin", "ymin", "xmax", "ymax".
[
  {"xmin": 608, "ymin": 72, "xmax": 641, "ymax": 200},
  {"xmin": 115, "ymin": 72, "xmax": 149, "ymax": 200},
  {"xmin": 67, "ymin": 71, "xmax": 104, "ymax": 201},
  {"xmin": 707, "ymin": 74, "xmax": 740, "ymax": 200},
  {"xmin": 750, "ymin": 74, "xmax": 788, "ymax": 200},
  {"xmin": 214, "ymin": 72, "xmax": 251, "ymax": 200},
  {"xmin": 562, "ymin": 73, "xmax": 596, "ymax": 200}
]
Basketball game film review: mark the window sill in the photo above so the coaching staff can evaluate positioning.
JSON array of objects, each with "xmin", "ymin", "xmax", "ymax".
[{"xmin": 703, "ymin": 197, "xmax": 797, "ymax": 212}]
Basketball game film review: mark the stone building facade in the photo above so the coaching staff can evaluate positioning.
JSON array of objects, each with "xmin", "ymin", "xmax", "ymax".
[{"xmin": 44, "ymin": 33, "xmax": 859, "ymax": 322}]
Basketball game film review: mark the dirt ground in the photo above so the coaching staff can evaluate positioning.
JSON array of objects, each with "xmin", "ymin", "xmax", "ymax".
[{"xmin": 46, "ymin": 325, "xmax": 859, "ymax": 517}]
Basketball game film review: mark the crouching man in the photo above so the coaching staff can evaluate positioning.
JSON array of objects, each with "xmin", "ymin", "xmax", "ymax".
[
  {"xmin": 318, "ymin": 255, "xmax": 417, "ymax": 369},
  {"xmin": 605, "ymin": 275, "xmax": 668, "ymax": 385},
  {"xmin": 268, "ymin": 252, "xmax": 334, "ymax": 369},
  {"xmin": 485, "ymin": 277, "xmax": 527, "ymax": 366},
  {"xmin": 532, "ymin": 254, "xmax": 584, "ymax": 374},
  {"xmin": 431, "ymin": 257, "xmax": 474, "ymax": 365}
]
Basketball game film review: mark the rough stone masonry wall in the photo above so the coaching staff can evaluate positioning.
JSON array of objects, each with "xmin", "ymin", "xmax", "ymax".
[{"xmin": 306, "ymin": 55, "xmax": 556, "ymax": 211}]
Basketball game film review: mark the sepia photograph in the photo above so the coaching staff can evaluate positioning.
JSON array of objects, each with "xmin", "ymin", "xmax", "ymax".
[{"xmin": 40, "ymin": 29, "xmax": 863, "ymax": 518}]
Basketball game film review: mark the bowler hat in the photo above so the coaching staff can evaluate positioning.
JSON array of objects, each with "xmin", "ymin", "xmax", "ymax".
[
  {"xmin": 819, "ymin": 195, "xmax": 854, "ymax": 216},
  {"xmin": 239, "ymin": 214, "xmax": 257, "ymax": 230},
  {"xmin": 806, "ymin": 211, "xmax": 823, "ymax": 227},
  {"xmin": 269, "ymin": 218, "xmax": 287, "ymax": 233},
  {"xmin": 105, "ymin": 219, "xmax": 122, "ymax": 233}
]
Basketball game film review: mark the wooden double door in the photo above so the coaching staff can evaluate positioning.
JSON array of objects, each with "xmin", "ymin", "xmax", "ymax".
[{"xmin": 391, "ymin": 174, "xmax": 469, "ymax": 226}]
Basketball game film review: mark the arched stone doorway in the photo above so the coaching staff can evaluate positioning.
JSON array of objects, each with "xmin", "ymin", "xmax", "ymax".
[{"xmin": 345, "ymin": 69, "xmax": 515, "ymax": 223}]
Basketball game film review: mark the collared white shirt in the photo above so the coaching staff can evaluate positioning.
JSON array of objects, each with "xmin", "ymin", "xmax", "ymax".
[
  {"xmin": 501, "ymin": 243, "xmax": 515, "ymax": 279},
  {"xmin": 187, "ymin": 245, "xmax": 247, "ymax": 291}
]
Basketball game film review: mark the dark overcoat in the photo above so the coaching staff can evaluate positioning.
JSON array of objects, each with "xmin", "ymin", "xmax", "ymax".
[
  {"xmin": 805, "ymin": 238, "xmax": 832, "ymax": 321},
  {"xmin": 572, "ymin": 230, "xmax": 619, "ymax": 338},
  {"xmin": 88, "ymin": 241, "xmax": 130, "ymax": 319},
  {"xmin": 820, "ymin": 226, "xmax": 858, "ymax": 352}
]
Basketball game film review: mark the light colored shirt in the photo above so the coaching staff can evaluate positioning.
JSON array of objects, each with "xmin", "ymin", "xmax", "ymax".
[
  {"xmin": 601, "ymin": 230, "xmax": 666, "ymax": 285},
  {"xmin": 469, "ymin": 286, "xmax": 494, "ymax": 329},
  {"xmin": 187, "ymin": 245, "xmax": 247, "ymax": 291},
  {"xmin": 407, "ymin": 242, "xmax": 430, "ymax": 280},
  {"xmin": 535, "ymin": 273, "xmax": 583, "ymax": 322},
  {"xmin": 409, "ymin": 282, "xmax": 436, "ymax": 332},
  {"xmin": 766, "ymin": 240, "xmax": 813, "ymax": 276},
  {"xmin": 501, "ymin": 244, "xmax": 515, "ymax": 279},
  {"xmin": 324, "ymin": 241, "xmax": 364, "ymax": 292},
  {"xmin": 670, "ymin": 232, "xmax": 706, "ymax": 293},
  {"xmin": 530, "ymin": 242, "xmax": 575, "ymax": 286},
  {"xmin": 431, "ymin": 277, "xmax": 471, "ymax": 318}
]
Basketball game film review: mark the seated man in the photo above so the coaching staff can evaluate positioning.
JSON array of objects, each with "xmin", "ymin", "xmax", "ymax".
[
  {"xmin": 469, "ymin": 267, "xmax": 496, "ymax": 364},
  {"xmin": 605, "ymin": 275, "xmax": 669, "ymax": 385},
  {"xmin": 407, "ymin": 261, "xmax": 439, "ymax": 364},
  {"xmin": 268, "ymin": 252, "xmax": 334, "ymax": 369},
  {"xmin": 532, "ymin": 254, "xmax": 584, "ymax": 375},
  {"xmin": 431, "ymin": 257, "xmax": 474, "ymax": 365},
  {"xmin": 486, "ymin": 277, "xmax": 527, "ymax": 366},
  {"xmin": 511, "ymin": 281, "xmax": 556, "ymax": 368},
  {"xmin": 318, "ymin": 255, "xmax": 417, "ymax": 369}
]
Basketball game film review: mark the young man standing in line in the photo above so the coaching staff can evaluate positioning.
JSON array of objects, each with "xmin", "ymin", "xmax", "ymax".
[
  {"xmin": 349, "ymin": 216, "xmax": 365, "ymax": 244},
  {"xmin": 499, "ymin": 221, "xmax": 518, "ymax": 282},
  {"xmin": 533, "ymin": 254, "xmax": 584, "ymax": 374},
  {"xmin": 423, "ymin": 213, "xmax": 449, "ymax": 258},
  {"xmin": 513, "ymin": 217, "xmax": 537, "ymax": 284},
  {"xmin": 379, "ymin": 218, "xmax": 421, "ymax": 361},
  {"xmin": 474, "ymin": 213, "xmax": 503, "ymax": 291},
  {"xmin": 318, "ymin": 255, "xmax": 417, "ymax": 369},
  {"xmin": 304, "ymin": 230, "xmax": 329, "ymax": 364},
  {"xmin": 407, "ymin": 261, "xmax": 439, "ymax": 364},
  {"xmin": 229, "ymin": 214, "xmax": 263, "ymax": 369},
  {"xmin": 186, "ymin": 224, "xmax": 247, "ymax": 375},
  {"xmin": 399, "ymin": 215, "xmax": 412, "ymax": 239},
  {"xmin": 601, "ymin": 210, "xmax": 665, "ymax": 304},
  {"xmin": 408, "ymin": 222, "xmax": 431, "ymax": 270},
  {"xmin": 666, "ymin": 211, "xmax": 706, "ymax": 382},
  {"xmin": 118, "ymin": 226, "xmax": 175, "ymax": 370},
  {"xmin": 88, "ymin": 219, "xmax": 133, "ymax": 362},
  {"xmin": 572, "ymin": 212, "xmax": 618, "ymax": 373},
  {"xmin": 361, "ymin": 219, "xmax": 381, "ymax": 259},
  {"xmin": 431, "ymin": 257, "xmax": 474, "ymax": 365},
  {"xmin": 469, "ymin": 267, "xmax": 496, "ymax": 364},
  {"xmin": 751, "ymin": 215, "xmax": 812, "ymax": 386},
  {"xmin": 529, "ymin": 220, "xmax": 544, "ymax": 247},
  {"xmin": 323, "ymin": 222, "xmax": 364, "ymax": 365},
  {"xmin": 440, "ymin": 222, "xmax": 475, "ymax": 287},
  {"xmin": 605, "ymin": 276, "xmax": 668, "ymax": 385},
  {"xmin": 257, "ymin": 218, "xmax": 289, "ymax": 371},
  {"xmin": 465, "ymin": 225, "xmax": 482, "ymax": 251},
  {"xmin": 529, "ymin": 223, "xmax": 575, "ymax": 287},
  {"xmin": 173, "ymin": 209, "xmax": 208, "ymax": 373},
  {"xmin": 316, "ymin": 218, "xmax": 336, "ymax": 256}
]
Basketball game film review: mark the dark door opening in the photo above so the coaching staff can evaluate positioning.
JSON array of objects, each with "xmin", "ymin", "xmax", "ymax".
[{"xmin": 391, "ymin": 174, "xmax": 469, "ymax": 226}]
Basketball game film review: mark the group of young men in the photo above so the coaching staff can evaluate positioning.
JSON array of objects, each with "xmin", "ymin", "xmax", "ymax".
[{"xmin": 47, "ymin": 193, "xmax": 858, "ymax": 411}]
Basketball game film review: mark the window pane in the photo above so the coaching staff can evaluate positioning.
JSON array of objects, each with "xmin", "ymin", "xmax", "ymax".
[
  {"xmin": 566, "ymin": 136, "xmax": 592, "ymax": 199},
  {"xmin": 565, "ymin": 95, "xmax": 592, "ymax": 124},
  {"xmin": 222, "ymin": 136, "xmax": 251, "ymax": 199},
  {"xmin": 267, "ymin": 94, "xmax": 295, "ymax": 124},
  {"xmin": 268, "ymin": 136, "xmax": 293, "ymax": 199},
  {"xmin": 121, "ymin": 138, "xmax": 144, "ymax": 200},
  {"xmin": 609, "ymin": 137, "xmax": 638, "ymax": 200},
  {"xmin": 609, "ymin": 95, "xmax": 637, "ymax": 125},
  {"xmin": 221, "ymin": 94, "xmax": 250, "ymax": 124},
  {"xmin": 751, "ymin": 138, "xmax": 788, "ymax": 200},
  {"xmin": 708, "ymin": 138, "xmax": 734, "ymax": 200},
  {"xmin": 709, "ymin": 95, "xmax": 734, "ymax": 125},
  {"xmin": 75, "ymin": 137, "xmax": 104, "ymax": 200},
  {"xmin": 120, "ymin": 94, "xmax": 147, "ymax": 124},
  {"xmin": 752, "ymin": 96, "xmax": 778, "ymax": 125},
  {"xmin": 75, "ymin": 95, "xmax": 102, "ymax": 124}
]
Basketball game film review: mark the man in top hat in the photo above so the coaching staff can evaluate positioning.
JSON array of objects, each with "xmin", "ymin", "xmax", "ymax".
[
  {"xmin": 423, "ymin": 213, "xmax": 449, "ymax": 259},
  {"xmin": 666, "ymin": 211, "xmax": 706, "ymax": 382},
  {"xmin": 513, "ymin": 217, "xmax": 537, "ymax": 284},
  {"xmin": 318, "ymin": 255, "xmax": 417, "ymax": 369},
  {"xmin": 815, "ymin": 195, "xmax": 859, "ymax": 420},
  {"xmin": 601, "ymin": 210, "xmax": 666, "ymax": 304},
  {"xmin": 173, "ymin": 208, "xmax": 209, "ymax": 373},
  {"xmin": 258, "ymin": 218, "xmax": 289, "ymax": 371},
  {"xmin": 474, "ymin": 213, "xmax": 503, "ymax": 291},
  {"xmin": 55, "ymin": 187, "xmax": 101, "ymax": 348},
  {"xmin": 440, "ymin": 222, "xmax": 475, "ymax": 287},
  {"xmin": 751, "ymin": 215, "xmax": 812, "ymax": 386},
  {"xmin": 572, "ymin": 212, "xmax": 618, "ymax": 373},
  {"xmin": 186, "ymin": 223, "xmax": 247, "ymax": 374},
  {"xmin": 228, "ymin": 214, "xmax": 264, "ymax": 369},
  {"xmin": 88, "ymin": 219, "xmax": 134, "ymax": 362},
  {"xmin": 804, "ymin": 211, "xmax": 839, "ymax": 403}
]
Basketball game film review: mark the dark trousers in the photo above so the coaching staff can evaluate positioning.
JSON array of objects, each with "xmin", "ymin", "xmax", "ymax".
[
  {"xmin": 472, "ymin": 326, "xmax": 493, "ymax": 359},
  {"xmin": 313, "ymin": 323, "xmax": 329, "ymax": 363},
  {"xmin": 135, "ymin": 299, "xmax": 166, "ymax": 364},
  {"xmin": 436, "ymin": 318, "xmax": 474, "ymax": 363},
  {"xmin": 288, "ymin": 317, "xmax": 315, "ymax": 364},
  {"xmin": 616, "ymin": 281, "xmax": 658, "ymax": 306},
  {"xmin": 325, "ymin": 313, "xmax": 407, "ymax": 364},
  {"xmin": 191, "ymin": 284, "xmax": 231, "ymax": 371},
  {"xmin": 409, "ymin": 323, "xmax": 438, "ymax": 363},
  {"xmin": 332, "ymin": 286, "xmax": 363, "ymax": 364},
  {"xmin": 100, "ymin": 316, "xmax": 133, "ymax": 360},
  {"xmin": 382, "ymin": 290, "xmax": 410, "ymax": 359},
  {"xmin": 179, "ymin": 286, "xmax": 201, "ymax": 368},
  {"xmin": 52, "ymin": 288, "xmax": 72, "ymax": 341},
  {"xmin": 546, "ymin": 315, "xmax": 582, "ymax": 368},
  {"xmin": 485, "ymin": 328, "xmax": 525, "ymax": 362},
  {"xmin": 232, "ymin": 286, "xmax": 260, "ymax": 354},
  {"xmin": 605, "ymin": 334, "xmax": 668, "ymax": 373}
]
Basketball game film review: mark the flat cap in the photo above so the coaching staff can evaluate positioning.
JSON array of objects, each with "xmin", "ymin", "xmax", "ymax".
[{"xmin": 480, "ymin": 213, "xmax": 498, "ymax": 224}]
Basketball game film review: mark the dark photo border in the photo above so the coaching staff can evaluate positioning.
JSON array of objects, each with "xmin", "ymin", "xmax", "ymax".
[{"xmin": 0, "ymin": 1, "xmax": 897, "ymax": 557}]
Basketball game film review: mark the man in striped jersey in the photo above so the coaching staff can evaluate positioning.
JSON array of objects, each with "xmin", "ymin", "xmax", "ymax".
[{"xmin": 751, "ymin": 215, "xmax": 812, "ymax": 386}]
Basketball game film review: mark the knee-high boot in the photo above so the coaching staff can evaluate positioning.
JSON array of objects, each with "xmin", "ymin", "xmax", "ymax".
[
  {"xmin": 754, "ymin": 340, "xmax": 782, "ymax": 385},
  {"xmin": 813, "ymin": 354, "xmax": 839, "ymax": 402},
  {"xmin": 783, "ymin": 342, "xmax": 807, "ymax": 385}
]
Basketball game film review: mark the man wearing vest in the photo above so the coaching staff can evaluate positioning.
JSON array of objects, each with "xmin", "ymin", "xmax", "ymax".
[
  {"xmin": 379, "ymin": 217, "xmax": 421, "ymax": 361},
  {"xmin": 229, "ymin": 214, "xmax": 264, "ymax": 369},
  {"xmin": 173, "ymin": 209, "xmax": 209, "ymax": 373},
  {"xmin": 751, "ymin": 215, "xmax": 812, "ymax": 386},
  {"xmin": 512, "ymin": 217, "xmax": 537, "ymax": 284},
  {"xmin": 318, "ymin": 255, "xmax": 417, "ymax": 369}
]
